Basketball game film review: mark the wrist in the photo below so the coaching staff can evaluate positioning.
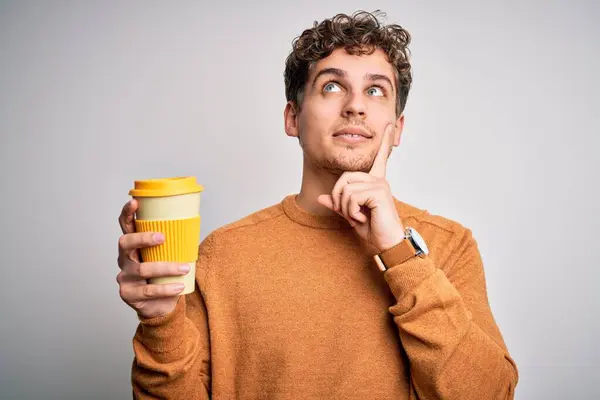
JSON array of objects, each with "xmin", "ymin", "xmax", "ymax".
[{"xmin": 376, "ymin": 228, "xmax": 405, "ymax": 252}]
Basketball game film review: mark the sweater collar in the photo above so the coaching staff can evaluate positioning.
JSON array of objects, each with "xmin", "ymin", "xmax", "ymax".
[{"xmin": 281, "ymin": 194, "xmax": 420, "ymax": 230}]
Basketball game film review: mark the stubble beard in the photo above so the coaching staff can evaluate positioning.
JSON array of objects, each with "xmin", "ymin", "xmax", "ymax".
[
  {"xmin": 298, "ymin": 117, "xmax": 383, "ymax": 175},
  {"xmin": 312, "ymin": 145, "xmax": 378, "ymax": 175}
]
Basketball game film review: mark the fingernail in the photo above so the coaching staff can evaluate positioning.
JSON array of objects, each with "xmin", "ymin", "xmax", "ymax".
[
  {"xmin": 179, "ymin": 264, "xmax": 190, "ymax": 273},
  {"xmin": 173, "ymin": 283, "xmax": 185, "ymax": 291},
  {"xmin": 153, "ymin": 233, "xmax": 165, "ymax": 243}
]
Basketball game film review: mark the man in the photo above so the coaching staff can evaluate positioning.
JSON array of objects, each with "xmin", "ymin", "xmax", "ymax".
[{"xmin": 117, "ymin": 10, "xmax": 518, "ymax": 399}]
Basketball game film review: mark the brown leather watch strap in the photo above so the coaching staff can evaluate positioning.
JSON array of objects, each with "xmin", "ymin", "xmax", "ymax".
[{"xmin": 373, "ymin": 239, "xmax": 417, "ymax": 272}]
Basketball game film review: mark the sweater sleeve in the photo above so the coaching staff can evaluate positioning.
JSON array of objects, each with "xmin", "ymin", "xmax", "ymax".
[
  {"xmin": 130, "ymin": 236, "xmax": 216, "ymax": 399},
  {"xmin": 383, "ymin": 228, "xmax": 518, "ymax": 399}
]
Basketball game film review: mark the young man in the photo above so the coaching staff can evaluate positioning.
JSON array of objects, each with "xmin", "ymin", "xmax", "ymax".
[{"xmin": 117, "ymin": 11, "xmax": 518, "ymax": 399}]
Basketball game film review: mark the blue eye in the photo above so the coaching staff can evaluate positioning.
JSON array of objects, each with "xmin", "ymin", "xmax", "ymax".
[
  {"xmin": 324, "ymin": 82, "xmax": 341, "ymax": 92},
  {"xmin": 367, "ymin": 87, "xmax": 384, "ymax": 97}
]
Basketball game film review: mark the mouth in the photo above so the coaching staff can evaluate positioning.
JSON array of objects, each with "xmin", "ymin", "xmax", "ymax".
[
  {"xmin": 332, "ymin": 127, "xmax": 372, "ymax": 144},
  {"xmin": 333, "ymin": 127, "xmax": 372, "ymax": 144},
  {"xmin": 332, "ymin": 127, "xmax": 372, "ymax": 139}
]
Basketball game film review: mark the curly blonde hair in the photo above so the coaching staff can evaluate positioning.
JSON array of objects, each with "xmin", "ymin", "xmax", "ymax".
[{"xmin": 284, "ymin": 10, "xmax": 412, "ymax": 116}]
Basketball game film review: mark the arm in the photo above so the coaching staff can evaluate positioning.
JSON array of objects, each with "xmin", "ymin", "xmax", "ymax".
[
  {"xmin": 316, "ymin": 124, "xmax": 517, "ymax": 398},
  {"xmin": 383, "ymin": 228, "xmax": 518, "ymax": 399},
  {"xmin": 131, "ymin": 291, "xmax": 210, "ymax": 399},
  {"xmin": 131, "ymin": 237, "xmax": 215, "ymax": 399}
]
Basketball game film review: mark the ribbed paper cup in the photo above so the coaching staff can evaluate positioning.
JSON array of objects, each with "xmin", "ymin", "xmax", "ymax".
[{"xmin": 129, "ymin": 177, "xmax": 204, "ymax": 295}]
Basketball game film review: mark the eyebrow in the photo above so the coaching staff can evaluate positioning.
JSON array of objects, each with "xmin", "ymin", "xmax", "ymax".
[
  {"xmin": 365, "ymin": 73, "xmax": 395, "ymax": 93},
  {"xmin": 311, "ymin": 68, "xmax": 395, "ymax": 93},
  {"xmin": 311, "ymin": 68, "xmax": 346, "ymax": 90}
]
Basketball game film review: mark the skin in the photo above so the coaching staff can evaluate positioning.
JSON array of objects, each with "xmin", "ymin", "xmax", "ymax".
[
  {"xmin": 117, "ymin": 200, "xmax": 185, "ymax": 319},
  {"xmin": 117, "ymin": 47, "xmax": 408, "ymax": 319},
  {"xmin": 284, "ymin": 47, "xmax": 406, "ymax": 251}
]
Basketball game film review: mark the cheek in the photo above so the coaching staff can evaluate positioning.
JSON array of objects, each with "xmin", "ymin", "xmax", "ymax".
[
  {"xmin": 309, "ymin": 92, "xmax": 343, "ymax": 113},
  {"xmin": 299, "ymin": 102, "xmax": 337, "ymax": 137},
  {"xmin": 369, "ymin": 103, "xmax": 396, "ymax": 129}
]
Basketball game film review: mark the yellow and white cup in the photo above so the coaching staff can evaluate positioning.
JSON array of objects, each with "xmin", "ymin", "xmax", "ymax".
[{"xmin": 129, "ymin": 176, "xmax": 203, "ymax": 295}]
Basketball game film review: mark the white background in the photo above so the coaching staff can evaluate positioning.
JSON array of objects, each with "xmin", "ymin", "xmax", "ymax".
[{"xmin": 0, "ymin": 1, "xmax": 598, "ymax": 398}]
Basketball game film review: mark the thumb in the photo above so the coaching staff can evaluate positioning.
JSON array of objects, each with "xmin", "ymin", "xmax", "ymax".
[
  {"xmin": 119, "ymin": 199, "xmax": 138, "ymax": 234},
  {"xmin": 317, "ymin": 194, "xmax": 335, "ymax": 211},
  {"xmin": 317, "ymin": 194, "xmax": 359, "ymax": 227}
]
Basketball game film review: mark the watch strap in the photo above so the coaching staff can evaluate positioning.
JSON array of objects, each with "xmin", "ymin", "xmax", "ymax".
[{"xmin": 373, "ymin": 238, "xmax": 417, "ymax": 272}]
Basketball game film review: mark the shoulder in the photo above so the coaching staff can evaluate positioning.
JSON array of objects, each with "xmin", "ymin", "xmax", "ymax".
[
  {"xmin": 394, "ymin": 198, "xmax": 477, "ymax": 267},
  {"xmin": 199, "ymin": 200, "xmax": 287, "ymax": 255},
  {"xmin": 395, "ymin": 198, "xmax": 469, "ymax": 235}
]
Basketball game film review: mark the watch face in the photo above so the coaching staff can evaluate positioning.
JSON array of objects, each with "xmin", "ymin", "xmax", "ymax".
[{"xmin": 408, "ymin": 227, "xmax": 429, "ymax": 255}]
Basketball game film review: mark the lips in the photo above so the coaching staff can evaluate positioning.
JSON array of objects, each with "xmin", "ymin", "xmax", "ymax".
[{"xmin": 332, "ymin": 127, "xmax": 372, "ymax": 138}]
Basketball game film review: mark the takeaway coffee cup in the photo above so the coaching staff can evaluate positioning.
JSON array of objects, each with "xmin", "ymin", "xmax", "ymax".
[{"xmin": 128, "ymin": 176, "xmax": 204, "ymax": 295}]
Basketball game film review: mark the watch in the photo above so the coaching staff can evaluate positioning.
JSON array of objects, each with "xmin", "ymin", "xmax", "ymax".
[{"xmin": 373, "ymin": 227, "xmax": 429, "ymax": 272}]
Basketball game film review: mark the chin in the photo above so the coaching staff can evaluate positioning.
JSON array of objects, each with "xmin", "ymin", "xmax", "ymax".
[{"xmin": 320, "ymin": 153, "xmax": 373, "ymax": 174}]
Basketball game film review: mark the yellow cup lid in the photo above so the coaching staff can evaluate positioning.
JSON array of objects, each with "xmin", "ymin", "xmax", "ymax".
[{"xmin": 129, "ymin": 176, "xmax": 204, "ymax": 197}]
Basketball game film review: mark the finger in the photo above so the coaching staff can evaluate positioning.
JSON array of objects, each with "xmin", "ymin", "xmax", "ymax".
[
  {"xmin": 369, "ymin": 123, "xmax": 394, "ymax": 178},
  {"xmin": 340, "ymin": 183, "xmax": 372, "ymax": 223},
  {"xmin": 317, "ymin": 194, "xmax": 348, "ymax": 221},
  {"xmin": 331, "ymin": 172, "xmax": 374, "ymax": 211},
  {"xmin": 124, "ymin": 261, "xmax": 190, "ymax": 280},
  {"xmin": 318, "ymin": 191, "xmax": 364, "ymax": 226},
  {"xmin": 343, "ymin": 194, "xmax": 367, "ymax": 224},
  {"xmin": 120, "ymin": 282, "xmax": 185, "ymax": 303},
  {"xmin": 345, "ymin": 189, "xmax": 378, "ymax": 223},
  {"xmin": 118, "ymin": 231, "xmax": 165, "ymax": 259},
  {"xmin": 348, "ymin": 193, "xmax": 368, "ymax": 223},
  {"xmin": 119, "ymin": 199, "xmax": 138, "ymax": 234},
  {"xmin": 317, "ymin": 194, "xmax": 336, "ymax": 211}
]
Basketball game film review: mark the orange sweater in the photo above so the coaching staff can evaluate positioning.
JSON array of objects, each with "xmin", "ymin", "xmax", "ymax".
[{"xmin": 131, "ymin": 194, "xmax": 518, "ymax": 399}]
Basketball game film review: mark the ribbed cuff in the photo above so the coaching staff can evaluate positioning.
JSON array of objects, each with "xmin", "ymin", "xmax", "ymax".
[
  {"xmin": 383, "ymin": 256, "xmax": 436, "ymax": 301},
  {"xmin": 136, "ymin": 296, "xmax": 186, "ymax": 353}
]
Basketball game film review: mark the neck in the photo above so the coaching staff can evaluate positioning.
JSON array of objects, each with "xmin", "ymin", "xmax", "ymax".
[{"xmin": 296, "ymin": 156, "xmax": 342, "ymax": 217}]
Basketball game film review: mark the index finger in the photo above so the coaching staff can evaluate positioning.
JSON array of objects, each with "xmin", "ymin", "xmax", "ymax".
[
  {"xmin": 119, "ymin": 199, "xmax": 138, "ymax": 234},
  {"xmin": 369, "ymin": 123, "xmax": 394, "ymax": 178}
]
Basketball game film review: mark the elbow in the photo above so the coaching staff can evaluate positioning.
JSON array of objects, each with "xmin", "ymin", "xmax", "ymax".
[{"xmin": 501, "ymin": 355, "xmax": 519, "ymax": 399}]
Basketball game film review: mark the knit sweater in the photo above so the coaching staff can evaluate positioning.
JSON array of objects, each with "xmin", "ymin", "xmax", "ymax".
[{"xmin": 131, "ymin": 194, "xmax": 518, "ymax": 399}]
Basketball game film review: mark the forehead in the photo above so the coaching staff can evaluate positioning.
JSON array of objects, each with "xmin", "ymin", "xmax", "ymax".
[{"xmin": 309, "ymin": 47, "xmax": 396, "ymax": 84}]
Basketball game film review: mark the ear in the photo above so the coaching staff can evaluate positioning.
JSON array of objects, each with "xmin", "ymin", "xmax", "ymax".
[
  {"xmin": 284, "ymin": 101, "xmax": 299, "ymax": 138},
  {"xmin": 393, "ymin": 113, "xmax": 405, "ymax": 147}
]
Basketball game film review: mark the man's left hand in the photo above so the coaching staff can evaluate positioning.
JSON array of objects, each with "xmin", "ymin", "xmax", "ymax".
[{"xmin": 317, "ymin": 124, "xmax": 405, "ymax": 252}]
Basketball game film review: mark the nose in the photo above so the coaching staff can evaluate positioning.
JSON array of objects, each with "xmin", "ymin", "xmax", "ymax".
[{"xmin": 342, "ymin": 92, "xmax": 366, "ymax": 119}]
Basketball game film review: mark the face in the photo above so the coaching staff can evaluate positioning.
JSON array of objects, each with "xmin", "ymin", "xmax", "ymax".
[{"xmin": 284, "ymin": 47, "xmax": 404, "ymax": 174}]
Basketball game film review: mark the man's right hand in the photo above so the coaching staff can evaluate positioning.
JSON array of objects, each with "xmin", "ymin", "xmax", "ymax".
[{"xmin": 117, "ymin": 199, "xmax": 189, "ymax": 320}]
